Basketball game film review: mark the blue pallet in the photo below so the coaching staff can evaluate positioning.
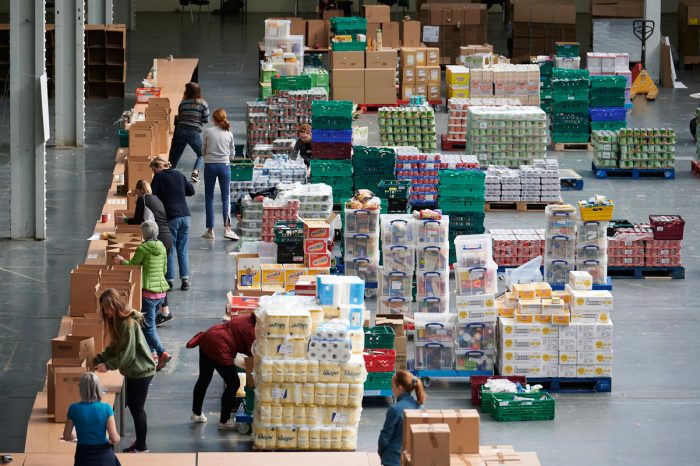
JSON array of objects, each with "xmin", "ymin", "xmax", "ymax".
[
  {"xmin": 593, "ymin": 163, "xmax": 675, "ymax": 180},
  {"xmin": 312, "ymin": 129, "xmax": 353, "ymax": 143},
  {"xmin": 364, "ymin": 389, "xmax": 393, "ymax": 398},
  {"xmin": 608, "ymin": 266, "xmax": 685, "ymax": 279},
  {"xmin": 551, "ymin": 277, "xmax": 613, "ymax": 290},
  {"xmin": 589, "ymin": 107, "xmax": 627, "ymax": 121},
  {"xmin": 526, "ymin": 377, "xmax": 612, "ymax": 393}
]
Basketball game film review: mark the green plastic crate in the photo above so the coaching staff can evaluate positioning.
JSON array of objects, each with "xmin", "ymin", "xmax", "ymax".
[
  {"xmin": 439, "ymin": 169, "xmax": 485, "ymax": 186},
  {"xmin": 555, "ymin": 42, "xmax": 580, "ymax": 58},
  {"xmin": 364, "ymin": 326, "xmax": 395, "ymax": 349},
  {"xmin": 332, "ymin": 40, "xmax": 367, "ymax": 51},
  {"xmin": 364, "ymin": 371, "xmax": 394, "ymax": 390},
  {"xmin": 552, "ymin": 89, "xmax": 590, "ymax": 102},
  {"xmin": 552, "ymin": 68, "xmax": 590, "ymax": 80},
  {"xmin": 591, "ymin": 121, "xmax": 627, "ymax": 131},
  {"xmin": 589, "ymin": 75, "xmax": 627, "ymax": 89},
  {"xmin": 590, "ymin": 97, "xmax": 626, "ymax": 108},
  {"xmin": 538, "ymin": 61, "xmax": 554, "ymax": 75},
  {"xmin": 312, "ymin": 100, "xmax": 354, "ymax": 118},
  {"xmin": 330, "ymin": 16, "xmax": 368, "ymax": 35},
  {"xmin": 378, "ymin": 180, "xmax": 411, "ymax": 199},
  {"xmin": 448, "ymin": 212, "xmax": 486, "ymax": 229},
  {"xmin": 274, "ymin": 221, "xmax": 305, "ymax": 242},
  {"xmin": 490, "ymin": 392, "xmax": 555, "ymax": 421},
  {"xmin": 271, "ymin": 75, "xmax": 312, "ymax": 92},
  {"xmin": 118, "ymin": 129, "xmax": 129, "ymax": 147},
  {"xmin": 312, "ymin": 116, "xmax": 353, "ymax": 130},
  {"xmin": 230, "ymin": 160, "xmax": 254, "ymax": 181},
  {"xmin": 550, "ymin": 100, "xmax": 589, "ymax": 114},
  {"xmin": 480, "ymin": 387, "xmax": 546, "ymax": 415},
  {"xmin": 310, "ymin": 159, "xmax": 353, "ymax": 175},
  {"xmin": 551, "ymin": 132, "xmax": 590, "ymax": 144},
  {"xmin": 439, "ymin": 198, "xmax": 485, "ymax": 213}
]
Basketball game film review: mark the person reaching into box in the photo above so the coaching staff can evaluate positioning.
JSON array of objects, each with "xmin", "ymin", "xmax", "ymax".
[
  {"xmin": 186, "ymin": 313, "xmax": 256, "ymax": 430},
  {"xmin": 94, "ymin": 289, "xmax": 156, "ymax": 453},
  {"xmin": 122, "ymin": 179, "xmax": 174, "ymax": 327},
  {"xmin": 378, "ymin": 370, "xmax": 426, "ymax": 466},
  {"xmin": 168, "ymin": 82, "xmax": 210, "ymax": 183},
  {"xmin": 293, "ymin": 123, "xmax": 313, "ymax": 169},
  {"xmin": 114, "ymin": 220, "xmax": 171, "ymax": 372},
  {"xmin": 63, "ymin": 372, "xmax": 121, "ymax": 466}
]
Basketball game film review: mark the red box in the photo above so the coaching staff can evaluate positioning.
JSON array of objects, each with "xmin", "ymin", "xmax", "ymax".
[
  {"xmin": 304, "ymin": 219, "xmax": 332, "ymax": 240},
  {"xmin": 305, "ymin": 251, "xmax": 332, "ymax": 268},
  {"xmin": 649, "ymin": 215, "xmax": 685, "ymax": 240},
  {"xmin": 363, "ymin": 349, "xmax": 396, "ymax": 372},
  {"xmin": 304, "ymin": 238, "xmax": 328, "ymax": 254}
]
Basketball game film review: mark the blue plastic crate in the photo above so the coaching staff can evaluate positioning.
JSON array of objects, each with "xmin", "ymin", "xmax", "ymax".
[
  {"xmin": 589, "ymin": 107, "xmax": 627, "ymax": 122},
  {"xmin": 311, "ymin": 129, "xmax": 353, "ymax": 143}
]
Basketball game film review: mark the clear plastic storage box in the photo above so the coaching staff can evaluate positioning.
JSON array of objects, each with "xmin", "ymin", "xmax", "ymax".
[
  {"xmin": 455, "ymin": 262, "xmax": 498, "ymax": 296},
  {"xmin": 414, "ymin": 342, "xmax": 455, "ymax": 371},
  {"xmin": 381, "ymin": 215, "xmax": 416, "ymax": 244},
  {"xmin": 416, "ymin": 217, "xmax": 450, "ymax": 244},
  {"xmin": 417, "ymin": 244, "xmax": 450, "ymax": 272},
  {"xmin": 415, "ymin": 313, "xmax": 456, "ymax": 344},
  {"xmin": 455, "ymin": 322, "xmax": 496, "ymax": 350},
  {"xmin": 454, "ymin": 234, "xmax": 493, "ymax": 268}
]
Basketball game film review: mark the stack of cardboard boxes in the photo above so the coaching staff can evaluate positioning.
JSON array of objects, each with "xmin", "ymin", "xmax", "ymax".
[
  {"xmin": 399, "ymin": 47, "xmax": 441, "ymax": 102},
  {"xmin": 47, "ymin": 335, "xmax": 95, "ymax": 423},
  {"xmin": 679, "ymin": 0, "xmax": 700, "ymax": 66},
  {"xmin": 124, "ymin": 98, "xmax": 171, "ymax": 194},
  {"xmin": 401, "ymin": 409, "xmax": 541, "ymax": 466},
  {"xmin": 363, "ymin": 5, "xmax": 400, "ymax": 49},
  {"xmin": 331, "ymin": 49, "xmax": 398, "ymax": 104},
  {"xmin": 419, "ymin": 3, "xmax": 488, "ymax": 64},
  {"xmin": 509, "ymin": 0, "xmax": 577, "ymax": 64}
]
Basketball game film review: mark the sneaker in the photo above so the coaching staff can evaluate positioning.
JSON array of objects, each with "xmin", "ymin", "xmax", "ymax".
[
  {"xmin": 156, "ymin": 351, "xmax": 172, "ymax": 371},
  {"xmin": 181, "ymin": 279, "xmax": 190, "ymax": 291},
  {"xmin": 223, "ymin": 229, "xmax": 239, "ymax": 241},
  {"xmin": 191, "ymin": 171, "xmax": 200, "ymax": 183},
  {"xmin": 123, "ymin": 443, "xmax": 149, "ymax": 453},
  {"xmin": 202, "ymin": 230, "xmax": 215, "ymax": 240},
  {"xmin": 218, "ymin": 420, "xmax": 237, "ymax": 431},
  {"xmin": 155, "ymin": 313, "xmax": 174, "ymax": 327},
  {"xmin": 167, "ymin": 281, "xmax": 174, "ymax": 291},
  {"xmin": 190, "ymin": 413, "xmax": 208, "ymax": 423}
]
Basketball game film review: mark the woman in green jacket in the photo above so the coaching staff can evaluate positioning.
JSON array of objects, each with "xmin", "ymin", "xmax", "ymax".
[
  {"xmin": 114, "ymin": 220, "xmax": 171, "ymax": 371},
  {"xmin": 95, "ymin": 288, "xmax": 156, "ymax": 454}
]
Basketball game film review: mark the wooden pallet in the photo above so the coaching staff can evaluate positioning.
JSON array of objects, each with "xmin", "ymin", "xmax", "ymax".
[
  {"xmin": 485, "ymin": 200, "xmax": 562, "ymax": 212},
  {"xmin": 526, "ymin": 377, "xmax": 612, "ymax": 393},
  {"xmin": 552, "ymin": 142, "xmax": 593, "ymax": 152},
  {"xmin": 692, "ymin": 160, "xmax": 700, "ymax": 178},
  {"xmin": 559, "ymin": 168, "xmax": 584, "ymax": 190},
  {"xmin": 440, "ymin": 134, "xmax": 466, "ymax": 152},
  {"xmin": 592, "ymin": 163, "xmax": 675, "ymax": 180},
  {"xmin": 608, "ymin": 266, "xmax": 685, "ymax": 279},
  {"xmin": 359, "ymin": 102, "xmax": 398, "ymax": 114}
]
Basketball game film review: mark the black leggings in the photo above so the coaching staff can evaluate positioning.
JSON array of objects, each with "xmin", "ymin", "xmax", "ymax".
[
  {"xmin": 192, "ymin": 348, "xmax": 240, "ymax": 423},
  {"xmin": 125, "ymin": 375, "xmax": 153, "ymax": 451}
]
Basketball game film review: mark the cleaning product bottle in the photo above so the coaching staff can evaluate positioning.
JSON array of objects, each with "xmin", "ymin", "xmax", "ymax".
[{"xmin": 376, "ymin": 26, "xmax": 383, "ymax": 51}]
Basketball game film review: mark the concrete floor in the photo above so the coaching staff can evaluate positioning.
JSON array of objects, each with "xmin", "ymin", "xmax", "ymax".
[{"xmin": 0, "ymin": 11, "xmax": 699, "ymax": 465}]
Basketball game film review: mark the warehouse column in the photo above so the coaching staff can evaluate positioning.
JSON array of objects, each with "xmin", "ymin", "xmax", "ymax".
[
  {"xmin": 114, "ymin": 0, "xmax": 135, "ymax": 31},
  {"xmin": 55, "ymin": 0, "xmax": 86, "ymax": 147},
  {"xmin": 644, "ymin": 0, "xmax": 661, "ymax": 82},
  {"xmin": 10, "ymin": 0, "xmax": 47, "ymax": 239},
  {"xmin": 87, "ymin": 0, "xmax": 114, "ymax": 24}
]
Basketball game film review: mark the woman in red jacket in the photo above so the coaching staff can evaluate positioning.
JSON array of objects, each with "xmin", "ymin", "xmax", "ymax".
[{"xmin": 189, "ymin": 313, "xmax": 256, "ymax": 430}]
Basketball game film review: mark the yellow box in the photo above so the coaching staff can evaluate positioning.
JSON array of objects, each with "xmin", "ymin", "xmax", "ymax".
[
  {"xmin": 306, "ymin": 267, "xmax": 330, "ymax": 277},
  {"xmin": 578, "ymin": 200, "xmax": 614, "ymax": 222},
  {"xmin": 567, "ymin": 288, "xmax": 613, "ymax": 312},
  {"xmin": 497, "ymin": 305, "xmax": 515, "ymax": 318},
  {"xmin": 511, "ymin": 283, "xmax": 536, "ymax": 300},
  {"xmin": 534, "ymin": 282, "xmax": 552, "ymax": 299},
  {"xmin": 518, "ymin": 299, "xmax": 542, "ymax": 315},
  {"xmin": 447, "ymin": 86, "xmax": 470, "ymax": 99},
  {"xmin": 261, "ymin": 264, "xmax": 285, "ymax": 285},
  {"xmin": 542, "ymin": 298, "xmax": 565, "ymax": 315},
  {"xmin": 514, "ymin": 312, "xmax": 534, "ymax": 324},
  {"xmin": 552, "ymin": 291, "xmax": 571, "ymax": 304},
  {"xmin": 552, "ymin": 313, "xmax": 571, "ymax": 325},
  {"xmin": 534, "ymin": 314, "xmax": 552, "ymax": 324},
  {"xmin": 284, "ymin": 264, "xmax": 307, "ymax": 291},
  {"xmin": 446, "ymin": 65, "xmax": 469, "ymax": 85}
]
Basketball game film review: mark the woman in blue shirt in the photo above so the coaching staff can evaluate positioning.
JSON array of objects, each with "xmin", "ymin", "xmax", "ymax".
[
  {"xmin": 63, "ymin": 372, "xmax": 121, "ymax": 466},
  {"xmin": 378, "ymin": 370, "xmax": 427, "ymax": 466}
]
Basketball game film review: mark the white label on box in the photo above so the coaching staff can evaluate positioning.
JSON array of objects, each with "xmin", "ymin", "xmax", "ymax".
[
  {"xmin": 422, "ymin": 26, "xmax": 439, "ymax": 43},
  {"xmin": 499, "ymin": 364, "xmax": 542, "ymax": 376},
  {"xmin": 577, "ymin": 351, "xmax": 613, "ymax": 365},
  {"xmin": 558, "ymin": 365, "xmax": 578, "ymax": 378},
  {"xmin": 576, "ymin": 338, "xmax": 613, "ymax": 352},
  {"xmin": 272, "ymin": 388, "xmax": 287, "ymax": 399},
  {"xmin": 541, "ymin": 364, "xmax": 559, "ymax": 377},
  {"xmin": 558, "ymin": 338, "xmax": 577, "ymax": 352},
  {"xmin": 503, "ymin": 338, "xmax": 542, "ymax": 350},
  {"xmin": 500, "ymin": 351, "xmax": 542, "ymax": 364},
  {"xmin": 332, "ymin": 412, "xmax": 348, "ymax": 424},
  {"xmin": 571, "ymin": 311, "xmax": 611, "ymax": 324},
  {"xmin": 542, "ymin": 337, "xmax": 560, "ymax": 351},
  {"xmin": 558, "ymin": 324, "xmax": 578, "ymax": 338}
]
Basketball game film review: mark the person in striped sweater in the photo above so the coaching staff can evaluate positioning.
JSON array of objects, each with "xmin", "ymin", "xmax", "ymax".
[{"xmin": 169, "ymin": 82, "xmax": 210, "ymax": 183}]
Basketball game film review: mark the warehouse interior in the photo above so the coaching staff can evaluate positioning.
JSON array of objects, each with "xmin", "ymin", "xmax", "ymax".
[{"xmin": 0, "ymin": 1, "xmax": 699, "ymax": 465}]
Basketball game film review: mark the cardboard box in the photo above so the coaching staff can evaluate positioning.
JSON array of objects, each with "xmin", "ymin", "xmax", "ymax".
[
  {"xmin": 331, "ymin": 51, "xmax": 364, "ymax": 69},
  {"xmin": 72, "ymin": 313, "xmax": 106, "ymax": 352},
  {"xmin": 53, "ymin": 362, "xmax": 87, "ymax": 422},
  {"xmin": 440, "ymin": 410, "xmax": 479, "ymax": 454},
  {"xmin": 364, "ymin": 68, "xmax": 396, "ymax": 105},
  {"xmin": 402, "ymin": 67, "xmax": 416, "ymax": 85},
  {"xmin": 410, "ymin": 424, "xmax": 451, "ymax": 466},
  {"xmin": 401, "ymin": 48, "xmax": 418, "ymax": 67},
  {"xmin": 427, "ymin": 84, "xmax": 441, "ymax": 101},
  {"xmin": 284, "ymin": 264, "xmax": 308, "ymax": 291},
  {"xmin": 679, "ymin": 1, "xmax": 700, "ymax": 63},
  {"xmin": 366, "ymin": 50, "xmax": 398, "ymax": 69},
  {"xmin": 375, "ymin": 314, "xmax": 405, "ymax": 337},
  {"xmin": 51, "ymin": 335, "xmax": 95, "ymax": 369},
  {"xmin": 322, "ymin": 9, "xmax": 343, "ymax": 20},
  {"xmin": 364, "ymin": 5, "xmax": 391, "ymax": 23},
  {"xmin": 414, "ymin": 84, "xmax": 427, "ymax": 96},
  {"xmin": 260, "ymin": 264, "xmax": 285, "ymax": 285},
  {"xmin": 450, "ymin": 454, "xmax": 485, "ymax": 466},
  {"xmin": 566, "ymin": 288, "xmax": 613, "ymax": 312},
  {"xmin": 305, "ymin": 251, "xmax": 332, "ymax": 269},
  {"xmin": 70, "ymin": 269, "xmax": 101, "ymax": 316},
  {"xmin": 382, "ymin": 22, "xmax": 400, "ymax": 49},
  {"xmin": 401, "ymin": 20, "xmax": 421, "ymax": 47},
  {"xmin": 332, "ymin": 69, "xmax": 365, "ymax": 103},
  {"xmin": 47, "ymin": 359, "xmax": 56, "ymax": 414},
  {"xmin": 401, "ymin": 85, "xmax": 415, "ymax": 100},
  {"xmin": 403, "ymin": 409, "xmax": 443, "ymax": 452},
  {"xmin": 307, "ymin": 19, "xmax": 328, "ymax": 48},
  {"xmin": 236, "ymin": 254, "xmax": 261, "ymax": 289},
  {"xmin": 426, "ymin": 48, "xmax": 440, "ymax": 66},
  {"xmin": 591, "ymin": 0, "xmax": 643, "ymax": 18}
]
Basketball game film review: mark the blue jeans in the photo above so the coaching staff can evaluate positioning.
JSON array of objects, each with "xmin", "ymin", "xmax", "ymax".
[
  {"xmin": 167, "ymin": 216, "xmax": 190, "ymax": 281},
  {"xmin": 204, "ymin": 163, "xmax": 231, "ymax": 229},
  {"xmin": 169, "ymin": 125, "xmax": 204, "ymax": 173},
  {"xmin": 141, "ymin": 296, "xmax": 166, "ymax": 356}
]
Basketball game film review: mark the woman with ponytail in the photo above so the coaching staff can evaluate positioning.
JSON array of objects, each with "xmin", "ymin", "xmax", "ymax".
[
  {"xmin": 202, "ymin": 108, "xmax": 238, "ymax": 241},
  {"xmin": 378, "ymin": 370, "xmax": 426, "ymax": 466}
]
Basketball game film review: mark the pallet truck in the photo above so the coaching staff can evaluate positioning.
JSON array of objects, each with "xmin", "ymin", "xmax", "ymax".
[{"xmin": 630, "ymin": 19, "xmax": 658, "ymax": 100}]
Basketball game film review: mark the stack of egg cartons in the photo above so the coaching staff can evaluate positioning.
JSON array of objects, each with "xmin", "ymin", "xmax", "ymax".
[
  {"xmin": 344, "ymin": 202, "xmax": 381, "ymax": 286},
  {"xmin": 379, "ymin": 215, "xmax": 417, "ymax": 318},
  {"xmin": 453, "ymin": 234, "xmax": 498, "ymax": 373},
  {"xmin": 414, "ymin": 214, "xmax": 450, "ymax": 315},
  {"xmin": 252, "ymin": 293, "xmax": 366, "ymax": 451},
  {"xmin": 544, "ymin": 204, "xmax": 577, "ymax": 286},
  {"xmin": 576, "ymin": 218, "xmax": 608, "ymax": 286},
  {"xmin": 413, "ymin": 213, "xmax": 454, "ymax": 370}
]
